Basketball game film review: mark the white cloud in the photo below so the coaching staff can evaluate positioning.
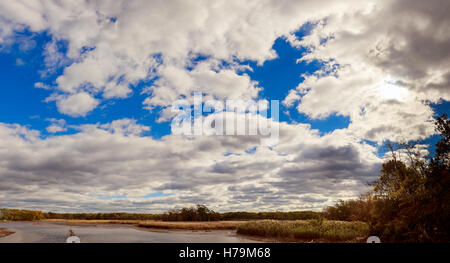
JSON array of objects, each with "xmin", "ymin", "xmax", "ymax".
[
  {"xmin": 34, "ymin": 82, "xmax": 51, "ymax": 90},
  {"xmin": 0, "ymin": 0, "xmax": 365, "ymax": 116},
  {"xmin": 15, "ymin": 58, "xmax": 24, "ymax": 66},
  {"xmin": 40, "ymin": 39, "xmax": 70, "ymax": 77},
  {"xmin": 99, "ymin": 119, "xmax": 150, "ymax": 136},
  {"xmin": 283, "ymin": 0, "xmax": 448, "ymax": 142},
  {"xmin": 0, "ymin": 119, "xmax": 381, "ymax": 212},
  {"xmin": 144, "ymin": 59, "xmax": 262, "ymax": 118},
  {"xmin": 46, "ymin": 119, "xmax": 67, "ymax": 133},
  {"xmin": 0, "ymin": 0, "xmax": 448, "ymax": 212},
  {"xmin": 55, "ymin": 92, "xmax": 99, "ymax": 117}
]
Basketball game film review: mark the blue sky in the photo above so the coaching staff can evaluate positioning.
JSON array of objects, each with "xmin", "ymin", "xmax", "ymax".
[
  {"xmin": 1, "ymin": 1, "xmax": 449, "ymax": 212},
  {"xmin": 0, "ymin": 29, "xmax": 369, "ymax": 206},
  {"xmin": 0, "ymin": 29, "xmax": 371, "ymax": 139},
  {"xmin": 1, "ymin": 29, "xmax": 446, "ymax": 146}
]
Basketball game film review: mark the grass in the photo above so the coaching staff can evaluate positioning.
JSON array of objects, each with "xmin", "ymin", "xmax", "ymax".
[
  {"xmin": 137, "ymin": 221, "xmax": 242, "ymax": 230},
  {"xmin": 237, "ymin": 219, "xmax": 369, "ymax": 242}
]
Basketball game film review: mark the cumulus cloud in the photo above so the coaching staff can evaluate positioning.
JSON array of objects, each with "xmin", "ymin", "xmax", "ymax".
[
  {"xmin": 54, "ymin": 92, "xmax": 99, "ymax": 117},
  {"xmin": 1, "ymin": 1, "xmax": 442, "ymax": 143},
  {"xmin": 144, "ymin": 59, "xmax": 261, "ymax": 114},
  {"xmin": 284, "ymin": 0, "xmax": 449, "ymax": 142},
  {"xmin": 0, "ymin": 17, "xmax": 25, "ymax": 48},
  {"xmin": 0, "ymin": 0, "xmax": 447, "ymax": 212},
  {"xmin": 0, "ymin": 0, "xmax": 365, "ymax": 116},
  {"xmin": 46, "ymin": 118, "xmax": 67, "ymax": 133},
  {"xmin": 0, "ymin": 119, "xmax": 381, "ymax": 212}
]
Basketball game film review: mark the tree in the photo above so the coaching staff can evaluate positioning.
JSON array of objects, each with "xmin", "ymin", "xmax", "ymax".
[
  {"xmin": 324, "ymin": 114, "xmax": 450, "ymax": 242},
  {"xmin": 420, "ymin": 114, "xmax": 450, "ymax": 241},
  {"xmin": 370, "ymin": 114, "xmax": 450, "ymax": 242}
]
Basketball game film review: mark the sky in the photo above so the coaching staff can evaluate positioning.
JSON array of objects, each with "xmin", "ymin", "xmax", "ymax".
[{"xmin": 0, "ymin": 0, "xmax": 449, "ymax": 213}]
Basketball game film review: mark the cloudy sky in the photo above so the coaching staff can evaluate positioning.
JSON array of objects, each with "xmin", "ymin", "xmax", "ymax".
[{"xmin": 0, "ymin": 0, "xmax": 449, "ymax": 213}]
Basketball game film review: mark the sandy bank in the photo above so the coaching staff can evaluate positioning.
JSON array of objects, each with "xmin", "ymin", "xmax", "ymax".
[
  {"xmin": 0, "ymin": 228, "xmax": 15, "ymax": 238},
  {"xmin": 41, "ymin": 219, "xmax": 245, "ymax": 230}
]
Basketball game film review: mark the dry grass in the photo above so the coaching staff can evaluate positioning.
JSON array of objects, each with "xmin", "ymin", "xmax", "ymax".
[
  {"xmin": 0, "ymin": 228, "xmax": 15, "ymax": 238},
  {"xmin": 42, "ymin": 219, "xmax": 244, "ymax": 230},
  {"xmin": 137, "ymin": 221, "xmax": 243, "ymax": 230},
  {"xmin": 237, "ymin": 219, "xmax": 369, "ymax": 242}
]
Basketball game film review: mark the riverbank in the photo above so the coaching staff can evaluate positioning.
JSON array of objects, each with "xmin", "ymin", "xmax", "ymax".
[
  {"xmin": 0, "ymin": 221, "xmax": 254, "ymax": 243},
  {"xmin": 43, "ymin": 219, "xmax": 370, "ymax": 242},
  {"xmin": 2, "ymin": 219, "xmax": 370, "ymax": 242},
  {"xmin": 0, "ymin": 228, "xmax": 14, "ymax": 238},
  {"xmin": 42, "ymin": 219, "xmax": 244, "ymax": 230}
]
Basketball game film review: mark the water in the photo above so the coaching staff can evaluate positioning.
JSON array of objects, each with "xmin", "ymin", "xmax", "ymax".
[{"xmin": 0, "ymin": 222, "xmax": 258, "ymax": 243}]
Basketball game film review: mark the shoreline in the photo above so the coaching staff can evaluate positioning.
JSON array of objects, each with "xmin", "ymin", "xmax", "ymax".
[
  {"xmin": 0, "ymin": 228, "xmax": 15, "ymax": 238},
  {"xmin": 1, "ymin": 220, "xmax": 369, "ymax": 242},
  {"xmin": 39, "ymin": 220, "xmax": 272, "ymax": 242},
  {"xmin": 39, "ymin": 219, "xmax": 245, "ymax": 231}
]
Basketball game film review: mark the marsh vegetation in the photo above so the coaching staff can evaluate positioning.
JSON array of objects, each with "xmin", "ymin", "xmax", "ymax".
[{"xmin": 237, "ymin": 219, "xmax": 369, "ymax": 242}]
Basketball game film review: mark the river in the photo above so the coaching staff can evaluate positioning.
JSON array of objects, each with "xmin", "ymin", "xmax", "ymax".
[{"xmin": 0, "ymin": 222, "xmax": 259, "ymax": 243}]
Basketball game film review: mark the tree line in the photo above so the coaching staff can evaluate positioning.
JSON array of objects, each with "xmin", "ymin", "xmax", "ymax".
[
  {"xmin": 0, "ymin": 205, "xmax": 321, "ymax": 222},
  {"xmin": 0, "ymin": 208, "xmax": 159, "ymax": 221}
]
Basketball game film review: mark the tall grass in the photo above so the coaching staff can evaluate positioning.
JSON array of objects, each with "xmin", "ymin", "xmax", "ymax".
[
  {"xmin": 137, "ymin": 220, "xmax": 242, "ymax": 230},
  {"xmin": 237, "ymin": 219, "xmax": 369, "ymax": 242}
]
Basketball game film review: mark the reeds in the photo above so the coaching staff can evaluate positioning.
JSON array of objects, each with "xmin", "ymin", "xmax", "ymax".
[{"xmin": 236, "ymin": 219, "xmax": 369, "ymax": 242}]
